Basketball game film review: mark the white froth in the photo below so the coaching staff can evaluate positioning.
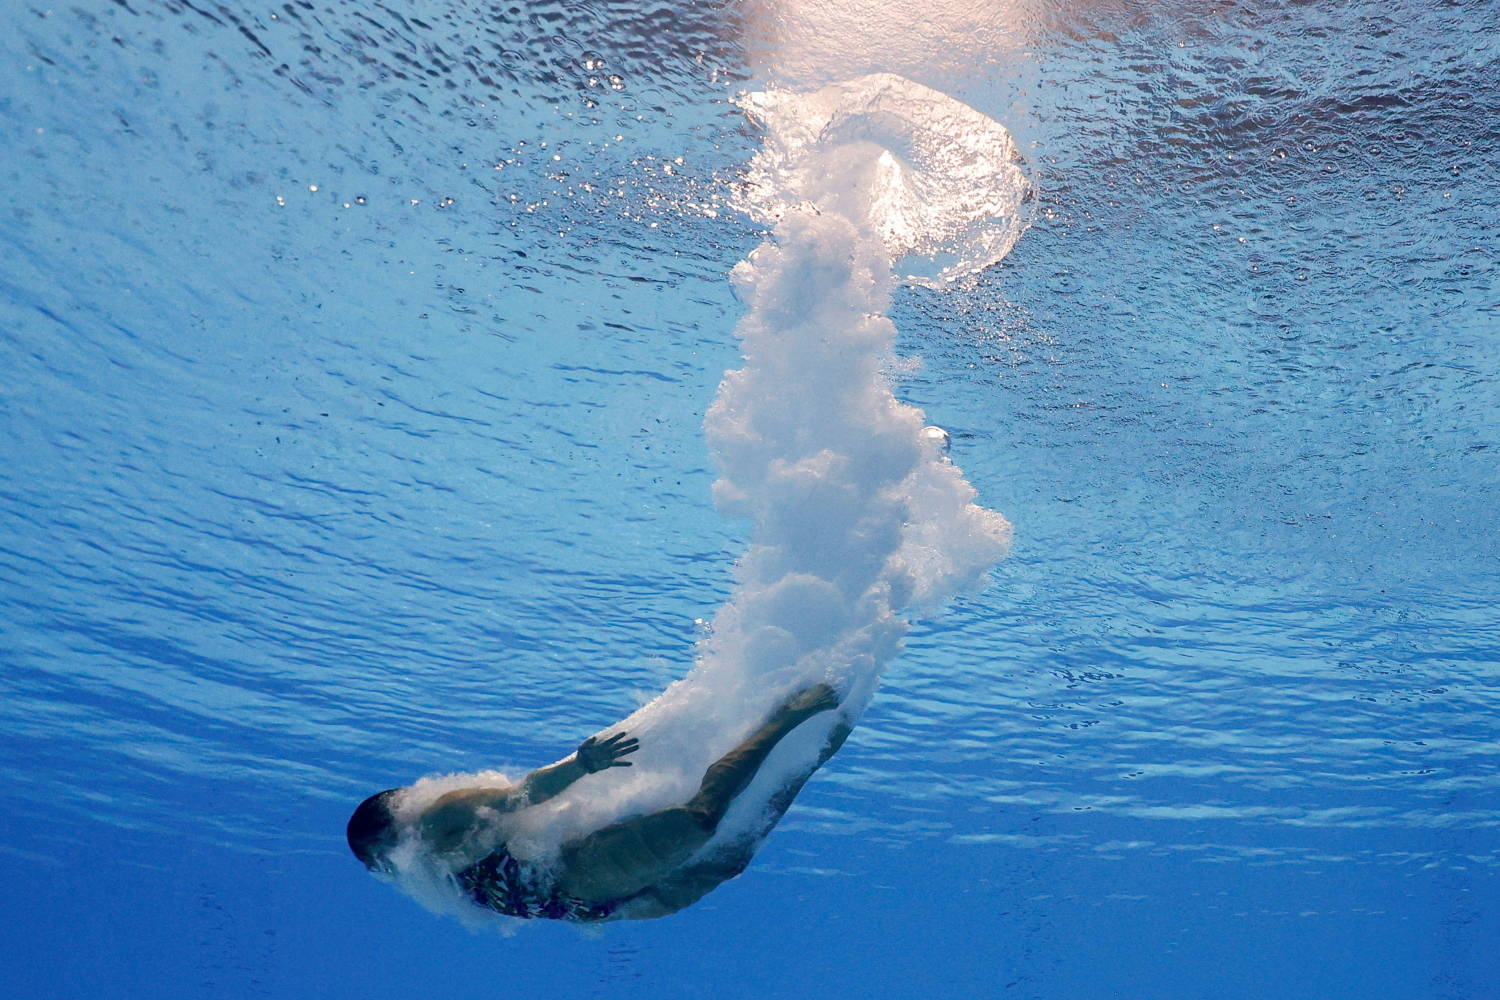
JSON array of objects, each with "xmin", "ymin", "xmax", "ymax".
[
  {"xmin": 738, "ymin": 74, "xmax": 1033, "ymax": 287},
  {"xmin": 387, "ymin": 73, "xmax": 1024, "ymax": 917}
]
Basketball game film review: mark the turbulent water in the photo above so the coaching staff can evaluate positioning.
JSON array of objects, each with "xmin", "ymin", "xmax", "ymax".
[{"xmin": 1, "ymin": 0, "xmax": 1497, "ymax": 997}]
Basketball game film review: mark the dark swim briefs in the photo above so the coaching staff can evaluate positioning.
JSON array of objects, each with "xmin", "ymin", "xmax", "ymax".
[{"xmin": 456, "ymin": 848, "xmax": 627, "ymax": 922}]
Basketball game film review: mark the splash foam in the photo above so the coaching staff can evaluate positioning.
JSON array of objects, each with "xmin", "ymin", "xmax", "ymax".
[{"xmin": 389, "ymin": 73, "xmax": 1026, "ymax": 917}]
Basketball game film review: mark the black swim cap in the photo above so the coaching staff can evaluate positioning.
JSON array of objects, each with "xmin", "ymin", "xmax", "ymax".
[{"xmin": 346, "ymin": 788, "xmax": 401, "ymax": 870}]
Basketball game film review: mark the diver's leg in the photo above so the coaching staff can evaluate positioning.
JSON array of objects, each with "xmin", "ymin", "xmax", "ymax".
[
  {"xmin": 556, "ymin": 805, "xmax": 714, "ymax": 902},
  {"xmin": 556, "ymin": 685, "xmax": 841, "ymax": 903},
  {"xmin": 684, "ymin": 683, "xmax": 841, "ymax": 828},
  {"xmin": 617, "ymin": 719, "xmax": 855, "ymax": 920},
  {"xmin": 753, "ymin": 718, "xmax": 853, "ymax": 830}
]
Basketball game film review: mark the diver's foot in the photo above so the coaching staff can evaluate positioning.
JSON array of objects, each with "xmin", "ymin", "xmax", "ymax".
[{"xmin": 783, "ymin": 683, "xmax": 841, "ymax": 720}]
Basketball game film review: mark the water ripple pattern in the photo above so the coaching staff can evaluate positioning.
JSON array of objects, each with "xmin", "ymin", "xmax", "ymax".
[{"xmin": 1, "ymin": 0, "xmax": 1497, "ymax": 996}]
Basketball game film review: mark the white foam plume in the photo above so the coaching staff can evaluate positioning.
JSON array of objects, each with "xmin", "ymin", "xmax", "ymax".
[
  {"xmin": 390, "ymin": 73, "xmax": 1026, "ymax": 911},
  {"xmin": 737, "ymin": 73, "xmax": 1032, "ymax": 287}
]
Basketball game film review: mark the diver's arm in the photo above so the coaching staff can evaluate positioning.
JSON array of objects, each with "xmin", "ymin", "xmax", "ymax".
[
  {"xmin": 418, "ymin": 733, "xmax": 639, "ymax": 853},
  {"xmin": 520, "ymin": 732, "xmax": 639, "ymax": 805}
]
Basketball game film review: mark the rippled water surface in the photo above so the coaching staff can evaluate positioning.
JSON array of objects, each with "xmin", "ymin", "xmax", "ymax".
[{"xmin": 2, "ymin": 1, "xmax": 1496, "ymax": 997}]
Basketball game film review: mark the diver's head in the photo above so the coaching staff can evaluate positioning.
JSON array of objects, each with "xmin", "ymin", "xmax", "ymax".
[{"xmin": 346, "ymin": 788, "xmax": 402, "ymax": 871}]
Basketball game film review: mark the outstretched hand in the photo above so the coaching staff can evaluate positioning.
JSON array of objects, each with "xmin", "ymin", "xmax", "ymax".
[{"xmin": 577, "ymin": 732, "xmax": 639, "ymax": 773}]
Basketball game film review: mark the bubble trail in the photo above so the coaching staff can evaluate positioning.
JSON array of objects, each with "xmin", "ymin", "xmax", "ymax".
[
  {"xmin": 508, "ymin": 73, "xmax": 1024, "ymax": 854},
  {"xmin": 389, "ymin": 75, "xmax": 1028, "ymax": 922}
]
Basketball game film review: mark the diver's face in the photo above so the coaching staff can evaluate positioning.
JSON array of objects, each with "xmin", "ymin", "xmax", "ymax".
[
  {"xmin": 350, "ymin": 832, "xmax": 399, "ymax": 873},
  {"xmin": 352, "ymin": 845, "xmax": 397, "ymax": 878}
]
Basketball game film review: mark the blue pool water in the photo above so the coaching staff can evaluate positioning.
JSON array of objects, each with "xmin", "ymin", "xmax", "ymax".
[{"xmin": 2, "ymin": 1, "xmax": 1497, "ymax": 997}]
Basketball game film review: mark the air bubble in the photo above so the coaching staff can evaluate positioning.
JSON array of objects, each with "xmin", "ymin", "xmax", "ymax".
[{"xmin": 920, "ymin": 425, "xmax": 952, "ymax": 457}]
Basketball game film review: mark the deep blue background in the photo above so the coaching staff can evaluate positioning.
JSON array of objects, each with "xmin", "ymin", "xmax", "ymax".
[{"xmin": 2, "ymin": 1, "xmax": 1496, "ymax": 997}]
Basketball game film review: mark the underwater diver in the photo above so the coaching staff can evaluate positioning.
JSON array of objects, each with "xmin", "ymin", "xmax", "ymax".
[{"xmin": 347, "ymin": 683, "xmax": 851, "ymax": 921}]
